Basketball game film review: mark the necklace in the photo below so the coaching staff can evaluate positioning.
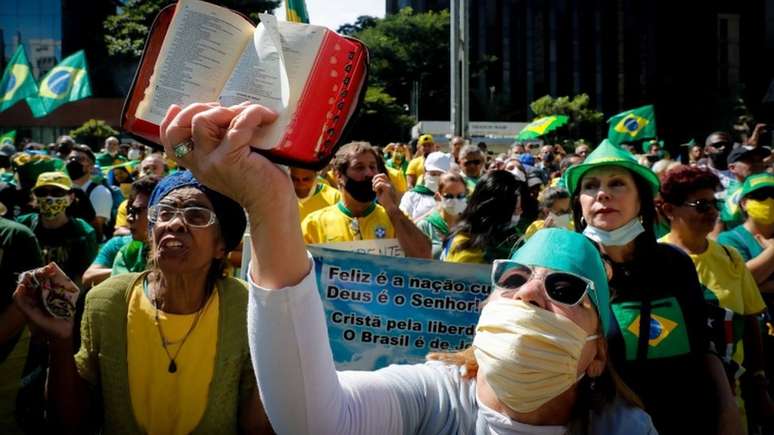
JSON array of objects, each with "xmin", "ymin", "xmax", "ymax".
[{"xmin": 146, "ymin": 278, "xmax": 211, "ymax": 373}]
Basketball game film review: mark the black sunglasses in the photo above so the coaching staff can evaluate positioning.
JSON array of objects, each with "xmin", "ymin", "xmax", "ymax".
[
  {"xmin": 126, "ymin": 205, "xmax": 147, "ymax": 217},
  {"xmin": 682, "ymin": 199, "xmax": 723, "ymax": 214},
  {"xmin": 464, "ymin": 160, "xmax": 482, "ymax": 166},
  {"xmin": 33, "ymin": 187, "xmax": 68, "ymax": 197},
  {"xmin": 442, "ymin": 193, "xmax": 466, "ymax": 200},
  {"xmin": 492, "ymin": 261, "xmax": 592, "ymax": 306}
]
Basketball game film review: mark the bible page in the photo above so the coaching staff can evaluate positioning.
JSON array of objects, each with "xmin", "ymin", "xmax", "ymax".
[
  {"xmin": 218, "ymin": 13, "xmax": 326, "ymax": 150},
  {"xmin": 135, "ymin": 0, "xmax": 254, "ymax": 125}
]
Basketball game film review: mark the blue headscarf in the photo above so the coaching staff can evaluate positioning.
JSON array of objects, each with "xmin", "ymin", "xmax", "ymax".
[{"xmin": 148, "ymin": 170, "xmax": 246, "ymax": 252}]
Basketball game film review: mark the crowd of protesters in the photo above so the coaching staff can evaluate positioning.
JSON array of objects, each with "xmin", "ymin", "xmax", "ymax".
[{"xmin": 2, "ymin": 108, "xmax": 774, "ymax": 435}]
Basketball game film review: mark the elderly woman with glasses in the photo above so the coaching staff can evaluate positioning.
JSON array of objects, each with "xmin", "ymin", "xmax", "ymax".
[
  {"xmin": 154, "ymin": 103, "xmax": 656, "ymax": 435},
  {"xmin": 13, "ymin": 170, "xmax": 273, "ymax": 433}
]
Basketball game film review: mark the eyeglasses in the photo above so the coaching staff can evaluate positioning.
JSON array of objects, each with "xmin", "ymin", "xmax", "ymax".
[
  {"xmin": 464, "ymin": 160, "xmax": 482, "ymax": 166},
  {"xmin": 491, "ymin": 260, "xmax": 593, "ymax": 306},
  {"xmin": 442, "ymin": 193, "xmax": 466, "ymax": 200},
  {"xmin": 681, "ymin": 199, "xmax": 723, "ymax": 214},
  {"xmin": 148, "ymin": 204, "xmax": 216, "ymax": 227},
  {"xmin": 33, "ymin": 187, "xmax": 68, "ymax": 198},
  {"xmin": 126, "ymin": 205, "xmax": 147, "ymax": 217}
]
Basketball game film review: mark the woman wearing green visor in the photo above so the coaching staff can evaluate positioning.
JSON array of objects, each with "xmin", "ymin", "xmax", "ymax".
[
  {"xmin": 159, "ymin": 104, "xmax": 656, "ymax": 434},
  {"xmin": 564, "ymin": 140, "xmax": 741, "ymax": 435}
]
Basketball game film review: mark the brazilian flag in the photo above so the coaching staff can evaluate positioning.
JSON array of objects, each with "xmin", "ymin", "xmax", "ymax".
[
  {"xmin": 26, "ymin": 50, "xmax": 92, "ymax": 118},
  {"xmin": 607, "ymin": 105, "xmax": 657, "ymax": 145},
  {"xmin": 286, "ymin": 0, "xmax": 309, "ymax": 23},
  {"xmin": 0, "ymin": 45, "xmax": 38, "ymax": 112}
]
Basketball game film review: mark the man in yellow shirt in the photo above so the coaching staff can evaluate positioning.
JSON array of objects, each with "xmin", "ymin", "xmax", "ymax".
[
  {"xmin": 302, "ymin": 142, "xmax": 431, "ymax": 258},
  {"xmin": 290, "ymin": 166, "xmax": 342, "ymax": 222},
  {"xmin": 406, "ymin": 134, "xmax": 437, "ymax": 188}
]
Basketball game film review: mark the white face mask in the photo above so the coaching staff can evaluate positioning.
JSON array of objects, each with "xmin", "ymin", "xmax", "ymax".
[
  {"xmin": 424, "ymin": 174, "xmax": 441, "ymax": 193},
  {"xmin": 582, "ymin": 217, "xmax": 644, "ymax": 246},
  {"xmin": 474, "ymin": 298, "xmax": 598, "ymax": 413},
  {"xmin": 548, "ymin": 212, "xmax": 571, "ymax": 228},
  {"xmin": 441, "ymin": 197, "xmax": 466, "ymax": 216}
]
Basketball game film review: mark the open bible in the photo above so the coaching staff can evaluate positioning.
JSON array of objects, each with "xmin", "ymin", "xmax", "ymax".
[{"xmin": 121, "ymin": 0, "xmax": 369, "ymax": 169}]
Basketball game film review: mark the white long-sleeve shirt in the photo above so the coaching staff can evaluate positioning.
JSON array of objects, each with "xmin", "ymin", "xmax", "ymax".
[{"xmin": 247, "ymin": 257, "xmax": 657, "ymax": 435}]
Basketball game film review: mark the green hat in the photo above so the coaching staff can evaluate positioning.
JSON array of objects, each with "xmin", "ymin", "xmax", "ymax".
[
  {"xmin": 510, "ymin": 228, "xmax": 611, "ymax": 335},
  {"xmin": 740, "ymin": 173, "xmax": 774, "ymax": 200},
  {"xmin": 565, "ymin": 139, "xmax": 660, "ymax": 197}
]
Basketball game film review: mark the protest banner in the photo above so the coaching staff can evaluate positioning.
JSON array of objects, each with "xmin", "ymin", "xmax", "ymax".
[
  {"xmin": 314, "ymin": 238, "xmax": 404, "ymax": 257},
  {"xmin": 240, "ymin": 237, "xmax": 490, "ymax": 370},
  {"xmin": 308, "ymin": 246, "xmax": 490, "ymax": 370}
]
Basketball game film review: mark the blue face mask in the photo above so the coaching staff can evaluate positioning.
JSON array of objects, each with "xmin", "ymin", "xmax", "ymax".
[{"xmin": 582, "ymin": 218, "xmax": 644, "ymax": 247}]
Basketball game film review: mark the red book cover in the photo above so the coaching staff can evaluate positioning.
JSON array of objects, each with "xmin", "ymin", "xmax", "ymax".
[{"xmin": 121, "ymin": 0, "xmax": 368, "ymax": 170}]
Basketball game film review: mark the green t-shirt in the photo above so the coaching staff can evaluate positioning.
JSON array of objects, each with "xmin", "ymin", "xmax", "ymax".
[
  {"xmin": 95, "ymin": 152, "xmax": 127, "ymax": 168},
  {"xmin": 16, "ymin": 214, "xmax": 98, "ymax": 286},
  {"xmin": 111, "ymin": 240, "xmax": 148, "ymax": 275},
  {"xmin": 717, "ymin": 225, "xmax": 763, "ymax": 262},
  {"xmin": 0, "ymin": 218, "xmax": 42, "ymax": 433},
  {"xmin": 93, "ymin": 235, "xmax": 132, "ymax": 267},
  {"xmin": 462, "ymin": 175, "xmax": 479, "ymax": 193}
]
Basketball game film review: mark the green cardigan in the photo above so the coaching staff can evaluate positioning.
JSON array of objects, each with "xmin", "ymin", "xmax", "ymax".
[{"xmin": 74, "ymin": 272, "xmax": 256, "ymax": 434}]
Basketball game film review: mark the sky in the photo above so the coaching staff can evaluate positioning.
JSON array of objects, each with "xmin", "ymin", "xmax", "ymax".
[{"xmin": 273, "ymin": 0, "xmax": 386, "ymax": 32}]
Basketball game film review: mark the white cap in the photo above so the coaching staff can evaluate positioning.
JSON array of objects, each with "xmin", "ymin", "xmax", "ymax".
[{"xmin": 424, "ymin": 152, "xmax": 453, "ymax": 173}]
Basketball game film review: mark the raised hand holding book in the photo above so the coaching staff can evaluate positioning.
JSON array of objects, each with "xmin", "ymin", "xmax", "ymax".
[{"xmin": 122, "ymin": 0, "xmax": 369, "ymax": 169}]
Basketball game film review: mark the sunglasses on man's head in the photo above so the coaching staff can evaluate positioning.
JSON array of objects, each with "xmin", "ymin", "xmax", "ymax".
[
  {"xmin": 681, "ymin": 199, "xmax": 723, "ymax": 214},
  {"xmin": 491, "ymin": 260, "xmax": 593, "ymax": 306}
]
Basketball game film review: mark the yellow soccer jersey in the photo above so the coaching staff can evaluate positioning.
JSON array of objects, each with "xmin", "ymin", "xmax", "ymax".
[
  {"xmin": 406, "ymin": 156, "xmax": 425, "ymax": 179},
  {"xmin": 302, "ymin": 202, "xmax": 395, "ymax": 243},
  {"xmin": 386, "ymin": 166, "xmax": 408, "ymax": 195},
  {"xmin": 298, "ymin": 183, "xmax": 341, "ymax": 222}
]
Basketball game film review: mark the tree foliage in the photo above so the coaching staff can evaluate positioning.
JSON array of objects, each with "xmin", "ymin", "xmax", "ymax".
[
  {"xmin": 104, "ymin": 0, "xmax": 280, "ymax": 58},
  {"xmin": 528, "ymin": 94, "xmax": 604, "ymax": 143},
  {"xmin": 337, "ymin": 15, "xmax": 378, "ymax": 36},
  {"xmin": 70, "ymin": 119, "xmax": 119, "ymax": 150},
  {"xmin": 346, "ymin": 86, "xmax": 415, "ymax": 147},
  {"xmin": 354, "ymin": 8, "xmax": 451, "ymax": 121}
]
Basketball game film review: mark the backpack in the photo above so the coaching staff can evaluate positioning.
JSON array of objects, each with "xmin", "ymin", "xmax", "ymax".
[{"xmin": 86, "ymin": 180, "xmax": 124, "ymax": 238}]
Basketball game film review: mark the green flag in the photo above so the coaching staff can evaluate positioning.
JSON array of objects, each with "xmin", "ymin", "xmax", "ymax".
[
  {"xmin": 607, "ymin": 105, "xmax": 656, "ymax": 145},
  {"xmin": 0, "ymin": 45, "xmax": 38, "ymax": 112},
  {"xmin": 516, "ymin": 115, "xmax": 569, "ymax": 140},
  {"xmin": 26, "ymin": 50, "xmax": 92, "ymax": 118},
  {"xmin": 0, "ymin": 130, "xmax": 15, "ymax": 146},
  {"xmin": 286, "ymin": 0, "xmax": 309, "ymax": 23}
]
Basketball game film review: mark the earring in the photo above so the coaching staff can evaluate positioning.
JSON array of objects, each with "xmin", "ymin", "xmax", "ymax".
[
  {"xmin": 580, "ymin": 216, "xmax": 586, "ymax": 225},
  {"xmin": 589, "ymin": 377, "xmax": 596, "ymax": 391}
]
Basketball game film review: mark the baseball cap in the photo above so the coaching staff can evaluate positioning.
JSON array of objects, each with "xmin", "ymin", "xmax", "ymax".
[
  {"xmin": 726, "ymin": 145, "xmax": 771, "ymax": 165},
  {"xmin": 424, "ymin": 152, "xmax": 453, "ymax": 173},
  {"xmin": 418, "ymin": 134, "xmax": 434, "ymax": 146},
  {"xmin": 34, "ymin": 171, "xmax": 72, "ymax": 191},
  {"xmin": 739, "ymin": 173, "xmax": 774, "ymax": 200}
]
